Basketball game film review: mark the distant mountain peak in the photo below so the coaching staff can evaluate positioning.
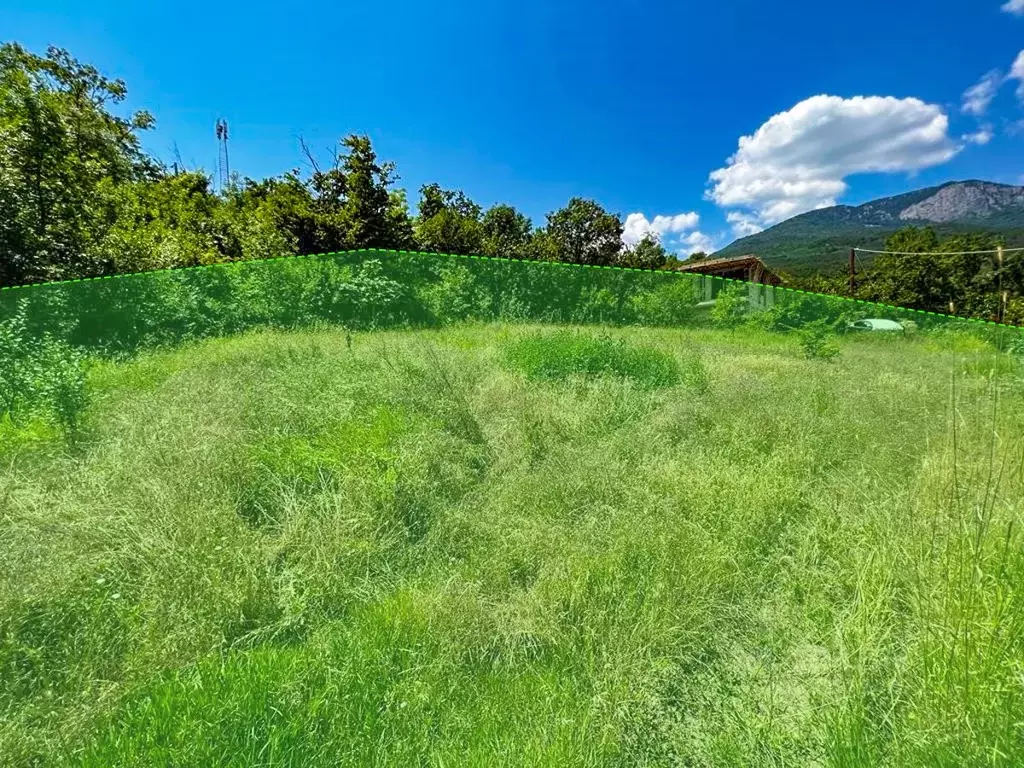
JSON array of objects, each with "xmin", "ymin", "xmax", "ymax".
[
  {"xmin": 714, "ymin": 180, "xmax": 1024, "ymax": 275},
  {"xmin": 898, "ymin": 181, "xmax": 1024, "ymax": 223}
]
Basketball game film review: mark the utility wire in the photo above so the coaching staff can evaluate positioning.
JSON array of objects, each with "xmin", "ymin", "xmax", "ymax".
[{"xmin": 853, "ymin": 246, "xmax": 1024, "ymax": 256}]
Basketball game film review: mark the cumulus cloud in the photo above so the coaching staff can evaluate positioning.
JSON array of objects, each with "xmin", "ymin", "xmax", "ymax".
[
  {"xmin": 962, "ymin": 126, "xmax": 994, "ymax": 145},
  {"xmin": 622, "ymin": 211, "xmax": 700, "ymax": 246},
  {"xmin": 726, "ymin": 211, "xmax": 764, "ymax": 238},
  {"xmin": 706, "ymin": 94, "xmax": 959, "ymax": 230},
  {"xmin": 679, "ymin": 231, "xmax": 720, "ymax": 256},
  {"xmin": 962, "ymin": 70, "xmax": 1003, "ymax": 116},
  {"xmin": 1003, "ymin": 0, "xmax": 1024, "ymax": 15}
]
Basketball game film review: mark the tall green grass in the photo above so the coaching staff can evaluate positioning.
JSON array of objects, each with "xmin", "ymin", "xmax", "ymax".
[
  {"xmin": 502, "ymin": 331, "xmax": 684, "ymax": 389},
  {"xmin": 1, "ymin": 323, "xmax": 1022, "ymax": 766}
]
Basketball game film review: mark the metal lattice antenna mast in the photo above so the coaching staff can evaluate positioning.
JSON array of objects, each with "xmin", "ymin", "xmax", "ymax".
[
  {"xmin": 222, "ymin": 120, "xmax": 230, "ymax": 188},
  {"xmin": 215, "ymin": 119, "xmax": 230, "ymax": 192}
]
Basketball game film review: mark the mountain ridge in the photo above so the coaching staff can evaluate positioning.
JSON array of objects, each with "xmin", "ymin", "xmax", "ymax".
[{"xmin": 713, "ymin": 180, "xmax": 1024, "ymax": 275}]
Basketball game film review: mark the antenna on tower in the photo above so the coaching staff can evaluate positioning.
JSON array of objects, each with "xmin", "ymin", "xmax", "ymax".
[{"xmin": 215, "ymin": 119, "xmax": 230, "ymax": 191}]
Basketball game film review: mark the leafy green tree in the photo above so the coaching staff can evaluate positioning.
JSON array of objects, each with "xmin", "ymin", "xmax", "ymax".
[
  {"xmin": 481, "ymin": 203, "xmax": 533, "ymax": 259},
  {"xmin": 936, "ymin": 233, "xmax": 1000, "ymax": 317},
  {"xmin": 301, "ymin": 134, "xmax": 412, "ymax": 252},
  {"xmin": 336, "ymin": 135, "xmax": 411, "ymax": 249},
  {"xmin": 414, "ymin": 184, "xmax": 484, "ymax": 255},
  {"xmin": 227, "ymin": 173, "xmax": 318, "ymax": 255},
  {"xmin": 868, "ymin": 227, "xmax": 943, "ymax": 310},
  {"xmin": 94, "ymin": 171, "xmax": 223, "ymax": 273},
  {"xmin": 619, "ymin": 234, "xmax": 668, "ymax": 270},
  {"xmin": 544, "ymin": 197, "xmax": 623, "ymax": 265},
  {"xmin": 528, "ymin": 229, "xmax": 564, "ymax": 263},
  {"xmin": 417, "ymin": 183, "xmax": 448, "ymax": 221},
  {"xmin": 0, "ymin": 43, "xmax": 155, "ymax": 285},
  {"xmin": 386, "ymin": 189, "xmax": 416, "ymax": 250},
  {"xmin": 867, "ymin": 227, "xmax": 1007, "ymax": 317}
]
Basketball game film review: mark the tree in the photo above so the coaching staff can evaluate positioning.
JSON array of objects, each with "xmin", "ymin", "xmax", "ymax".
[
  {"xmin": 544, "ymin": 197, "xmax": 623, "ymax": 265},
  {"xmin": 337, "ymin": 135, "xmax": 409, "ymax": 249},
  {"xmin": 417, "ymin": 183, "xmax": 448, "ymax": 221},
  {"xmin": 867, "ymin": 227, "xmax": 942, "ymax": 309},
  {"xmin": 528, "ymin": 228, "xmax": 564, "ymax": 263},
  {"xmin": 386, "ymin": 189, "xmax": 416, "ymax": 250},
  {"xmin": 0, "ymin": 43, "xmax": 155, "ymax": 284},
  {"xmin": 619, "ymin": 234, "xmax": 668, "ymax": 270},
  {"xmin": 228, "ymin": 172, "xmax": 319, "ymax": 256},
  {"xmin": 416, "ymin": 184, "xmax": 481, "ymax": 222},
  {"xmin": 481, "ymin": 203, "xmax": 533, "ymax": 260},
  {"xmin": 299, "ymin": 134, "xmax": 413, "ymax": 252},
  {"xmin": 95, "ymin": 171, "xmax": 223, "ymax": 273},
  {"xmin": 414, "ymin": 184, "xmax": 484, "ymax": 255}
]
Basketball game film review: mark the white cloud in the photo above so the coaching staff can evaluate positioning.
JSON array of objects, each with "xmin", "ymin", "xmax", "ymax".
[
  {"xmin": 707, "ymin": 94, "xmax": 959, "ymax": 230},
  {"xmin": 622, "ymin": 211, "xmax": 700, "ymax": 245},
  {"xmin": 726, "ymin": 211, "xmax": 764, "ymax": 237},
  {"xmin": 962, "ymin": 126, "xmax": 994, "ymax": 145},
  {"xmin": 1003, "ymin": 0, "xmax": 1024, "ymax": 15},
  {"xmin": 679, "ymin": 231, "xmax": 720, "ymax": 256},
  {"xmin": 962, "ymin": 70, "xmax": 1003, "ymax": 116},
  {"xmin": 1011, "ymin": 50, "xmax": 1024, "ymax": 102}
]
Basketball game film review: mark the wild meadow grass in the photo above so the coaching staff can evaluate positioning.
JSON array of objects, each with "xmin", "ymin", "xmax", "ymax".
[{"xmin": 1, "ymin": 322, "xmax": 1022, "ymax": 766}]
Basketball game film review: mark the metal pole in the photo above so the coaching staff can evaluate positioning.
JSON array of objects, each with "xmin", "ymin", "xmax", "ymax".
[
  {"xmin": 223, "ymin": 121, "xmax": 230, "ymax": 188},
  {"xmin": 849, "ymin": 248, "xmax": 856, "ymax": 295},
  {"xmin": 997, "ymin": 244, "xmax": 1005, "ymax": 323}
]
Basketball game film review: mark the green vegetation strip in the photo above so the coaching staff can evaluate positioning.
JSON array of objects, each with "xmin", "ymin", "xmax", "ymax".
[{"xmin": 1, "ymin": 246, "xmax": 1020, "ymax": 331}]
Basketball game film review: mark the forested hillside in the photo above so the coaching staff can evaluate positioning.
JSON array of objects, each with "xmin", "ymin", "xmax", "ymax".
[{"xmin": 715, "ymin": 181, "xmax": 1024, "ymax": 276}]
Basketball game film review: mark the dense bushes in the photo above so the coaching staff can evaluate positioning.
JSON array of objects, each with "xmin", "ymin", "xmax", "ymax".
[
  {"xmin": 752, "ymin": 292, "xmax": 858, "ymax": 333},
  {"xmin": 627, "ymin": 277, "xmax": 699, "ymax": 326},
  {"xmin": 798, "ymin": 321, "xmax": 841, "ymax": 361},
  {"xmin": 0, "ymin": 307, "xmax": 88, "ymax": 435},
  {"xmin": 709, "ymin": 284, "xmax": 749, "ymax": 327},
  {"xmin": 0, "ymin": 251, "xmax": 708, "ymax": 429},
  {"xmin": 0, "ymin": 251, "xmax": 705, "ymax": 357}
]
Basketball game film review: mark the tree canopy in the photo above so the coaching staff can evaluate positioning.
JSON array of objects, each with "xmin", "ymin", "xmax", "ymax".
[{"xmin": 0, "ymin": 43, "xmax": 663, "ymax": 288}]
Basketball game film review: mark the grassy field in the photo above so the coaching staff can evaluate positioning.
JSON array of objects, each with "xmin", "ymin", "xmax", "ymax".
[{"xmin": 1, "ymin": 321, "xmax": 1023, "ymax": 766}]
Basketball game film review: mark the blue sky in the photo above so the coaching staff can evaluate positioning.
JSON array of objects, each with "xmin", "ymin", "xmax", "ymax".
[{"xmin": 2, "ymin": 0, "xmax": 1023, "ymax": 254}]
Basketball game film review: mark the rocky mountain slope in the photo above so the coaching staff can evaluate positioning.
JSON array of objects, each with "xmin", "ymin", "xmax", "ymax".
[{"xmin": 714, "ymin": 181, "xmax": 1024, "ymax": 275}]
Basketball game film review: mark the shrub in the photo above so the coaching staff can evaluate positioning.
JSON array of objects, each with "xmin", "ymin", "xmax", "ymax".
[
  {"xmin": 0, "ymin": 307, "xmax": 89, "ymax": 435},
  {"xmin": 418, "ymin": 263, "xmax": 490, "ymax": 325},
  {"xmin": 629, "ymin": 278, "xmax": 698, "ymax": 327},
  {"xmin": 799, "ymin": 321, "xmax": 840, "ymax": 362},
  {"xmin": 755, "ymin": 293, "xmax": 859, "ymax": 333},
  {"xmin": 314, "ymin": 259, "xmax": 409, "ymax": 330},
  {"xmin": 572, "ymin": 286, "xmax": 620, "ymax": 324},
  {"xmin": 503, "ymin": 331, "xmax": 680, "ymax": 389},
  {"xmin": 709, "ymin": 284, "xmax": 749, "ymax": 327}
]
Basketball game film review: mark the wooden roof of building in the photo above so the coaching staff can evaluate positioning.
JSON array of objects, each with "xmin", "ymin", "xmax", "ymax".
[
  {"xmin": 674, "ymin": 254, "xmax": 782, "ymax": 285},
  {"xmin": 675, "ymin": 254, "xmax": 771, "ymax": 273}
]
